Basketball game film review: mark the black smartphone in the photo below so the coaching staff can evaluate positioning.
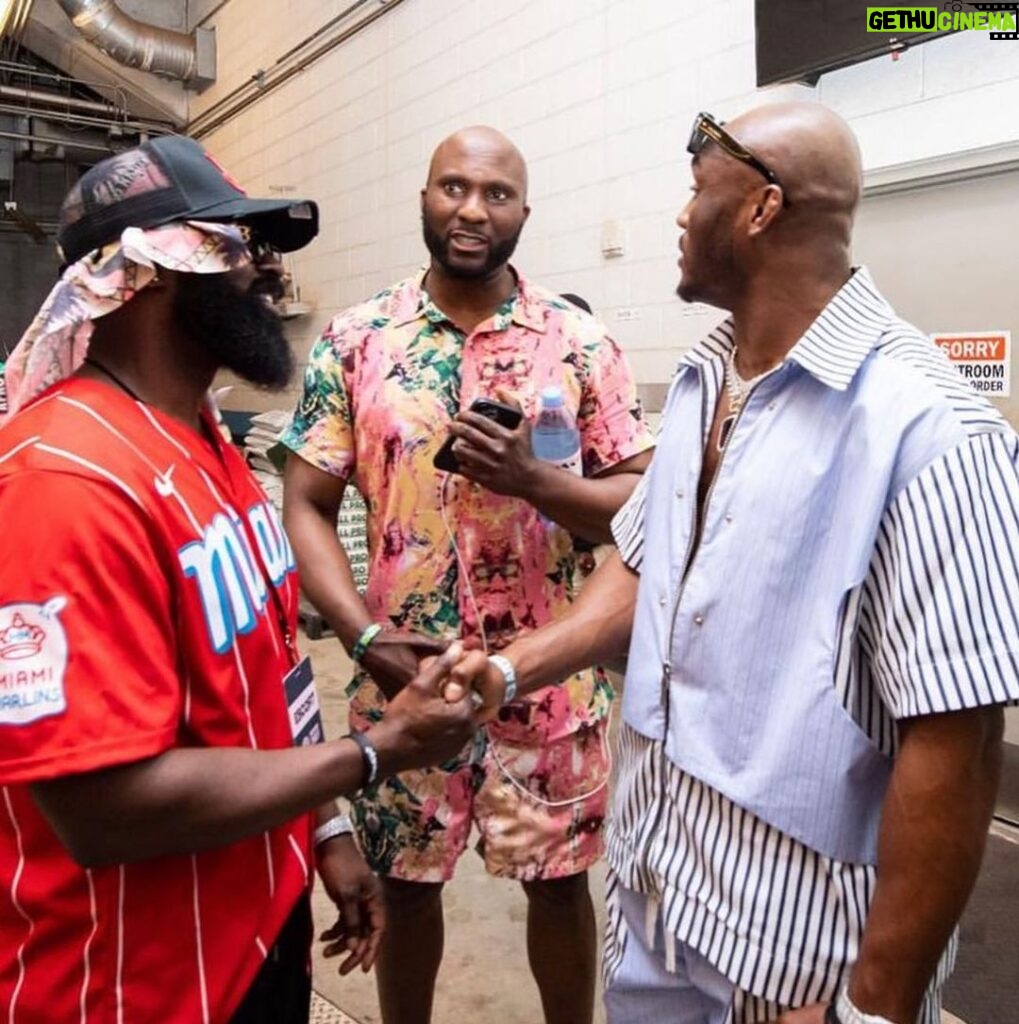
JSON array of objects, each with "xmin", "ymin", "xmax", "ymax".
[{"xmin": 433, "ymin": 397, "xmax": 523, "ymax": 474}]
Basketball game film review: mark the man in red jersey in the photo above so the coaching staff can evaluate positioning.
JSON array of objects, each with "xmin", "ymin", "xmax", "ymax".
[{"xmin": 0, "ymin": 136, "xmax": 476, "ymax": 1024}]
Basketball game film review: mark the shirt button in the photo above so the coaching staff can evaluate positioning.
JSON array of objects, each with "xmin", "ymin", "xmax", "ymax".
[
  {"xmin": 659, "ymin": 595, "xmax": 668, "ymax": 606},
  {"xmin": 725, "ymin": 513, "xmax": 733, "ymax": 524},
  {"xmin": 676, "ymin": 489, "xmax": 684, "ymax": 499},
  {"xmin": 768, "ymin": 402, "xmax": 776, "ymax": 411},
  {"xmin": 694, "ymin": 614, "xmax": 705, "ymax": 626}
]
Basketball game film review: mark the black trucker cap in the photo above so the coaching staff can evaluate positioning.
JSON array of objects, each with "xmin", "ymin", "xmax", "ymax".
[{"xmin": 56, "ymin": 134, "xmax": 319, "ymax": 265}]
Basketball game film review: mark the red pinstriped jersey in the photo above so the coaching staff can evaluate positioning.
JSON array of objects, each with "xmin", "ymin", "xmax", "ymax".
[{"xmin": 0, "ymin": 378, "xmax": 311, "ymax": 1023}]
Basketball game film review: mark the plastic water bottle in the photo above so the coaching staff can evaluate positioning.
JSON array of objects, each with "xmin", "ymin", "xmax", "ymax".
[{"xmin": 532, "ymin": 385, "xmax": 581, "ymax": 476}]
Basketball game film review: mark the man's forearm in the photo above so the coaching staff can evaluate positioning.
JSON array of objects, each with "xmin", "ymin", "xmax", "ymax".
[
  {"xmin": 505, "ymin": 549, "xmax": 638, "ymax": 696},
  {"xmin": 849, "ymin": 706, "xmax": 1004, "ymax": 1022},
  {"xmin": 31, "ymin": 738, "xmax": 371, "ymax": 868},
  {"xmin": 31, "ymin": 643, "xmax": 476, "ymax": 870},
  {"xmin": 523, "ymin": 465, "xmax": 643, "ymax": 543},
  {"xmin": 284, "ymin": 497, "xmax": 372, "ymax": 652}
]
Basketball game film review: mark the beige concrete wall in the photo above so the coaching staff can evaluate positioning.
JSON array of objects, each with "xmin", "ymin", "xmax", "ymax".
[{"xmin": 190, "ymin": 0, "xmax": 1019, "ymax": 413}]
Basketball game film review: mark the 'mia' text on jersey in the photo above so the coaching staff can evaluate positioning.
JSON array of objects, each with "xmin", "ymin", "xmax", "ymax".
[{"xmin": 179, "ymin": 500, "xmax": 295, "ymax": 654}]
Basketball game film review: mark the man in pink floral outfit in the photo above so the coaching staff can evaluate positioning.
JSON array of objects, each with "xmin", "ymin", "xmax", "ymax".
[{"xmin": 283, "ymin": 126, "xmax": 654, "ymax": 1024}]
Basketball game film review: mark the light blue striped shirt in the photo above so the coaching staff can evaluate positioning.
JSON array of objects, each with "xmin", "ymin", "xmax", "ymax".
[{"xmin": 607, "ymin": 267, "xmax": 1019, "ymax": 1020}]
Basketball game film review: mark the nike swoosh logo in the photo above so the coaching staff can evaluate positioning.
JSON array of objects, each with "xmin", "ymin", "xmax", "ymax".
[{"xmin": 154, "ymin": 466, "xmax": 176, "ymax": 497}]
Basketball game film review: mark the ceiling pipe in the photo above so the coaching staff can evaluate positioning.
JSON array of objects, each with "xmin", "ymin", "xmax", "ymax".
[
  {"xmin": 0, "ymin": 101, "xmax": 167, "ymax": 136},
  {"xmin": 0, "ymin": 127, "xmax": 115, "ymax": 154},
  {"xmin": 190, "ymin": 0, "xmax": 406, "ymax": 139},
  {"xmin": 56, "ymin": 0, "xmax": 215, "ymax": 89},
  {"xmin": 0, "ymin": 83, "xmax": 121, "ymax": 116}
]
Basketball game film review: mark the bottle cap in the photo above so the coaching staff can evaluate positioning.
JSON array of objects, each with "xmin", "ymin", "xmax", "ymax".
[{"xmin": 540, "ymin": 385, "xmax": 564, "ymax": 408}]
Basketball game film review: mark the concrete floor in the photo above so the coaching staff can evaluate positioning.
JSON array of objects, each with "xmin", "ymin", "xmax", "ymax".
[
  {"xmin": 306, "ymin": 635, "xmax": 609, "ymax": 1024},
  {"xmin": 304, "ymin": 635, "xmax": 973, "ymax": 1024}
]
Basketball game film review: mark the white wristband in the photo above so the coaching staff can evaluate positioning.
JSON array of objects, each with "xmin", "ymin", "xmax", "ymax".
[
  {"xmin": 835, "ymin": 988, "xmax": 897, "ymax": 1024},
  {"xmin": 487, "ymin": 654, "xmax": 518, "ymax": 704},
  {"xmin": 314, "ymin": 813, "xmax": 355, "ymax": 848}
]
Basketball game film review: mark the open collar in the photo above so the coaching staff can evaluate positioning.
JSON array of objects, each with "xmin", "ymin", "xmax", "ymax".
[
  {"xmin": 678, "ymin": 267, "xmax": 897, "ymax": 391},
  {"xmin": 391, "ymin": 265, "xmax": 546, "ymax": 334}
]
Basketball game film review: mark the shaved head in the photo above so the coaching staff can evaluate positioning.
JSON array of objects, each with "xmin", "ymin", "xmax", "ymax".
[
  {"xmin": 725, "ymin": 102, "xmax": 862, "ymax": 221},
  {"xmin": 421, "ymin": 125, "xmax": 530, "ymax": 282},
  {"xmin": 426, "ymin": 126, "xmax": 529, "ymax": 199},
  {"xmin": 676, "ymin": 102, "xmax": 862, "ymax": 310}
]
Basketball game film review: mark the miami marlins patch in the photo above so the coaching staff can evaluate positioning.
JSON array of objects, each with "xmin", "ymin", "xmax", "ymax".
[{"xmin": 0, "ymin": 597, "xmax": 69, "ymax": 725}]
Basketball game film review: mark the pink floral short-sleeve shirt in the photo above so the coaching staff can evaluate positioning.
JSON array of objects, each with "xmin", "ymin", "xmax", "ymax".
[{"xmin": 284, "ymin": 270, "xmax": 654, "ymax": 742}]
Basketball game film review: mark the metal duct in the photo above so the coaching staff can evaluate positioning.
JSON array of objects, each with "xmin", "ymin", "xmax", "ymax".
[{"xmin": 57, "ymin": 0, "xmax": 215, "ymax": 89}]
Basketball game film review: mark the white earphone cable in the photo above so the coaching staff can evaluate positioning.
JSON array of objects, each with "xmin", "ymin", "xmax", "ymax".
[{"xmin": 438, "ymin": 472, "xmax": 611, "ymax": 807}]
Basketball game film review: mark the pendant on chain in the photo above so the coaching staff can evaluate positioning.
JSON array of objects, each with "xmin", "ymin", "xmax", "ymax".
[{"xmin": 718, "ymin": 414, "xmax": 736, "ymax": 452}]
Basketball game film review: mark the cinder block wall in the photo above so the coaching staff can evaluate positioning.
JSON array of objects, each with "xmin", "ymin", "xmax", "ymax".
[{"xmin": 189, "ymin": 0, "xmax": 1019, "ymax": 413}]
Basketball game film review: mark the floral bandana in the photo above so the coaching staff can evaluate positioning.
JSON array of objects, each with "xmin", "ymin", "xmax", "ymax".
[{"xmin": 0, "ymin": 220, "xmax": 251, "ymax": 425}]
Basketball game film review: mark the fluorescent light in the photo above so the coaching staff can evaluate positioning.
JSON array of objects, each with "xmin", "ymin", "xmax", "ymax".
[
  {"xmin": 0, "ymin": 1, "xmax": 15, "ymax": 36},
  {"xmin": 1, "ymin": 0, "xmax": 35, "ymax": 39}
]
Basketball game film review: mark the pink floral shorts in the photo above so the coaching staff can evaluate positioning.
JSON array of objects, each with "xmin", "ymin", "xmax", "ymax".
[{"xmin": 349, "ymin": 714, "xmax": 611, "ymax": 882}]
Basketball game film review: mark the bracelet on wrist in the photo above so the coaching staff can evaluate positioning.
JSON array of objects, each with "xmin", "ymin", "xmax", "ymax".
[
  {"xmin": 487, "ymin": 653, "xmax": 518, "ymax": 704},
  {"xmin": 834, "ymin": 988, "xmax": 897, "ymax": 1024},
  {"xmin": 314, "ymin": 813, "xmax": 354, "ymax": 848},
  {"xmin": 346, "ymin": 730, "xmax": 380, "ymax": 789},
  {"xmin": 350, "ymin": 622, "xmax": 383, "ymax": 663}
]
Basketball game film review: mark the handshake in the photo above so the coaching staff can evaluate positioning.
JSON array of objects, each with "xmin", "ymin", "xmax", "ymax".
[{"xmin": 358, "ymin": 642, "xmax": 512, "ymax": 780}]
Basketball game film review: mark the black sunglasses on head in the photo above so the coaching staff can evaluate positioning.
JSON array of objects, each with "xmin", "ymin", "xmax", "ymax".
[{"xmin": 688, "ymin": 112, "xmax": 788, "ymax": 205}]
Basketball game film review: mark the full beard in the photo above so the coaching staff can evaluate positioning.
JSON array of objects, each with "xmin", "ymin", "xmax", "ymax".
[
  {"xmin": 422, "ymin": 216, "xmax": 521, "ymax": 280},
  {"xmin": 173, "ymin": 272, "xmax": 293, "ymax": 389}
]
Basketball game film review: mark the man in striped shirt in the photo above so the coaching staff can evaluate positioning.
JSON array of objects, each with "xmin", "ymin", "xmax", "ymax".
[{"xmin": 449, "ymin": 102, "xmax": 1019, "ymax": 1024}]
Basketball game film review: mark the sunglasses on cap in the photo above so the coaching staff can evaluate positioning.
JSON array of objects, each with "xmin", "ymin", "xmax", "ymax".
[
  {"xmin": 687, "ymin": 112, "xmax": 788, "ymax": 205},
  {"xmin": 236, "ymin": 223, "xmax": 283, "ymax": 263}
]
